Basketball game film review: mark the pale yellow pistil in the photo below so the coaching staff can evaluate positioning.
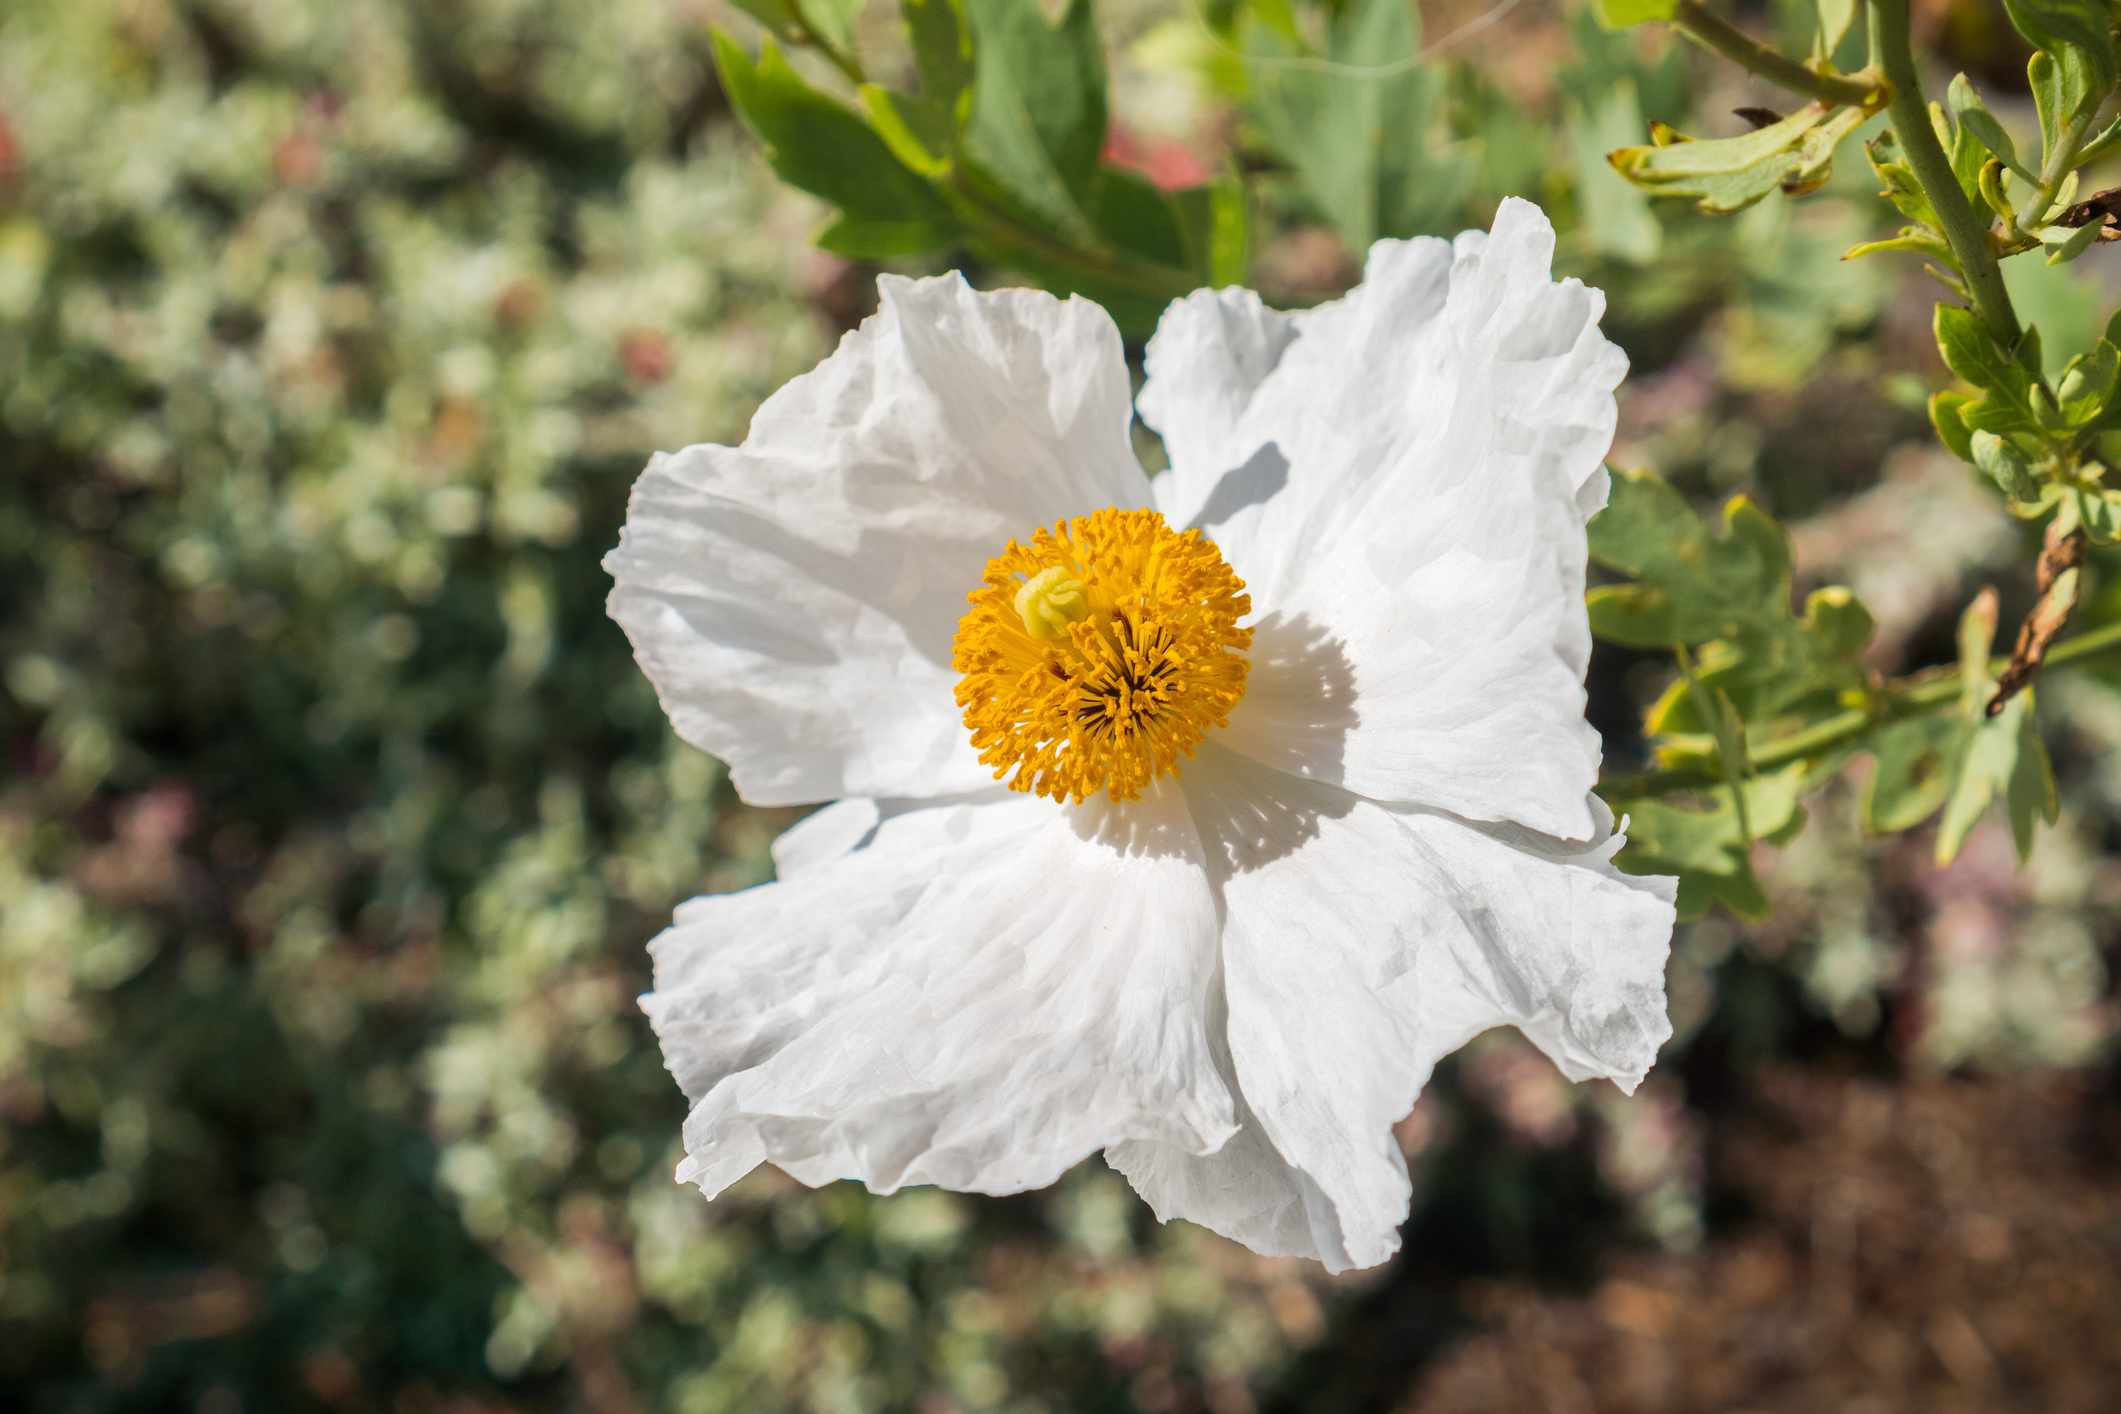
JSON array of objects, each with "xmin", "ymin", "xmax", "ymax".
[{"xmin": 953, "ymin": 507, "xmax": 1252, "ymax": 804}]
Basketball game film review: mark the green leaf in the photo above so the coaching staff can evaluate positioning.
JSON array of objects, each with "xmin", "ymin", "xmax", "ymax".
[
  {"xmin": 2002, "ymin": 0, "xmax": 2117, "ymax": 121},
  {"xmin": 2046, "ymin": 217, "xmax": 2105, "ymax": 264},
  {"xmin": 1608, "ymin": 766, "xmax": 1808, "ymax": 920},
  {"xmin": 1571, "ymin": 80, "xmax": 1662, "ymax": 264},
  {"xmin": 1593, "ymin": 0, "xmax": 1678, "ymax": 27},
  {"xmin": 1171, "ymin": 175, "xmax": 1251, "ymax": 286},
  {"xmin": 1561, "ymin": 3, "xmax": 1691, "ymax": 121},
  {"xmin": 905, "ymin": 0, "xmax": 971, "ymax": 110},
  {"xmin": 731, "ymin": 0, "xmax": 804, "ymax": 41},
  {"xmin": 1863, "ymin": 714, "xmax": 1960, "ymax": 833},
  {"xmin": 1244, "ymin": 0, "xmax": 1472, "ymax": 248},
  {"xmin": 1948, "ymin": 73, "xmax": 2038, "ymax": 183},
  {"xmin": 1926, "ymin": 101, "xmax": 1989, "ymax": 204},
  {"xmin": 858, "ymin": 86, "xmax": 956, "ymax": 177},
  {"xmin": 1813, "ymin": 0, "xmax": 1861, "ymax": 60},
  {"xmin": 731, "ymin": 0, "xmax": 867, "ymax": 54},
  {"xmin": 1588, "ymin": 472, "xmax": 1790, "ymax": 647},
  {"xmin": 1086, "ymin": 165, "xmax": 1189, "ymax": 269},
  {"xmin": 815, "ymin": 213, "xmax": 952, "ymax": 259},
  {"xmin": 1960, "ymin": 397, "xmax": 2038, "ymax": 437},
  {"xmin": 1935, "ymin": 304, "xmax": 2041, "ymax": 414},
  {"xmin": 1971, "ymin": 429, "xmax": 2040, "ymax": 499},
  {"xmin": 1844, "ymin": 228, "xmax": 1952, "ymax": 262},
  {"xmin": 1593, "ymin": 470, "xmax": 1876, "ymax": 765},
  {"xmin": 1246, "ymin": 0, "xmax": 1307, "ymax": 47},
  {"xmin": 711, "ymin": 32, "xmax": 955, "ymax": 240},
  {"xmin": 2056, "ymin": 339, "xmax": 2120, "ymax": 418},
  {"xmin": 1936, "ymin": 691, "xmax": 2054, "ymax": 863},
  {"xmin": 2030, "ymin": 47, "xmax": 2067, "ymax": 156},
  {"xmin": 960, "ymin": 0, "xmax": 1107, "ymax": 241},
  {"xmin": 1932, "ymin": 593, "xmax": 2059, "ymax": 864},
  {"xmin": 1929, "ymin": 390, "xmax": 1979, "ymax": 461},
  {"xmin": 1609, "ymin": 103, "xmax": 1869, "ymax": 214},
  {"xmin": 1866, "ymin": 132, "xmax": 1940, "ymax": 225},
  {"xmin": 2078, "ymin": 487, "xmax": 2121, "ymax": 543}
]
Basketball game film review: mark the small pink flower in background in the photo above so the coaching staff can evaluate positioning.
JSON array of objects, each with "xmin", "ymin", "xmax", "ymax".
[{"xmin": 1101, "ymin": 121, "xmax": 1214, "ymax": 192}]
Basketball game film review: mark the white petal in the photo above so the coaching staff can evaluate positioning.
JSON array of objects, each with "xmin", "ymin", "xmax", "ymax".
[
  {"xmin": 642, "ymin": 782, "xmax": 1237, "ymax": 1199},
  {"xmin": 1137, "ymin": 286, "xmax": 1299, "ymax": 531},
  {"xmin": 1138, "ymin": 200, "xmax": 1625, "ymax": 840},
  {"xmin": 606, "ymin": 274, "xmax": 1152, "ymax": 806},
  {"xmin": 768, "ymin": 798, "xmax": 881, "ymax": 878},
  {"xmin": 1112, "ymin": 745, "xmax": 1674, "ymax": 1272}
]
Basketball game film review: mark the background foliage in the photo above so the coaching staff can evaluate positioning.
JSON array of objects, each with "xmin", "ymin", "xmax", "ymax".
[{"xmin": 4, "ymin": 1, "xmax": 2118, "ymax": 1411}]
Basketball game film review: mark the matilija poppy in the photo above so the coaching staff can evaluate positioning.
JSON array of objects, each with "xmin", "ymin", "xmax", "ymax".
[{"xmin": 605, "ymin": 197, "xmax": 1676, "ymax": 1273}]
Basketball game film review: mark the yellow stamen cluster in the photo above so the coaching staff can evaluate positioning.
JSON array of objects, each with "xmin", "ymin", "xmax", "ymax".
[{"xmin": 953, "ymin": 507, "xmax": 1252, "ymax": 804}]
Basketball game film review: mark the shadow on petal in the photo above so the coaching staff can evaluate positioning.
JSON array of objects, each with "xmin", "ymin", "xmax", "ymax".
[
  {"xmin": 1188, "ymin": 613, "xmax": 1361, "ymax": 879},
  {"xmin": 1062, "ymin": 611, "xmax": 1359, "ymax": 875},
  {"xmin": 1191, "ymin": 440, "xmax": 1289, "ymax": 532}
]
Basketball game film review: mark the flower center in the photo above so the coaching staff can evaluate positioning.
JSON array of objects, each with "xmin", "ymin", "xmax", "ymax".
[{"xmin": 952, "ymin": 507, "xmax": 1251, "ymax": 804}]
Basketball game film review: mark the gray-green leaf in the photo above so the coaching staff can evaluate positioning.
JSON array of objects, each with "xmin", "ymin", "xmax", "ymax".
[
  {"xmin": 960, "ymin": 0, "xmax": 1107, "ymax": 241},
  {"xmin": 1244, "ymin": 0, "xmax": 1471, "ymax": 248}
]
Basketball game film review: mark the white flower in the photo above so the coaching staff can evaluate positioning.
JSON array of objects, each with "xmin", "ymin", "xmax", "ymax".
[{"xmin": 605, "ymin": 198, "xmax": 1676, "ymax": 1272}]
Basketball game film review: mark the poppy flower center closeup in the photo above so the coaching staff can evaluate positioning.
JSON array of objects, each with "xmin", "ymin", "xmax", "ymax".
[{"xmin": 952, "ymin": 507, "xmax": 1252, "ymax": 804}]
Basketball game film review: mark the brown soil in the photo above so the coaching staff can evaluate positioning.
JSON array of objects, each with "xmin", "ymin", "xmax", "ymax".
[{"xmin": 1401, "ymin": 1069, "xmax": 2121, "ymax": 1414}]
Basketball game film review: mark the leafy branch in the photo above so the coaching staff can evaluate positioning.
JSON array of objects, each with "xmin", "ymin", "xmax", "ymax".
[
  {"xmin": 1667, "ymin": 0, "xmax": 1879, "ymax": 108},
  {"xmin": 1865, "ymin": 0, "xmax": 2018, "ymax": 342},
  {"xmin": 1587, "ymin": 0, "xmax": 2121, "ymax": 911},
  {"xmin": 1604, "ymin": 615, "xmax": 2121, "ymax": 802}
]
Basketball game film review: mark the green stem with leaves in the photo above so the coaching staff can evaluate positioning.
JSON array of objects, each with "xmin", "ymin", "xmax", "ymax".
[
  {"xmin": 1602, "ymin": 618, "xmax": 2121, "ymax": 799},
  {"xmin": 1866, "ymin": 0, "xmax": 2022, "ymax": 345},
  {"xmin": 1669, "ymin": 0, "xmax": 1880, "ymax": 107}
]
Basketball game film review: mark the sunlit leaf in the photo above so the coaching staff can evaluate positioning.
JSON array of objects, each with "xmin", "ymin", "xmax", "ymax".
[
  {"xmin": 1592, "ymin": 0, "xmax": 1679, "ymax": 28},
  {"xmin": 1609, "ymin": 102, "xmax": 1871, "ymax": 214}
]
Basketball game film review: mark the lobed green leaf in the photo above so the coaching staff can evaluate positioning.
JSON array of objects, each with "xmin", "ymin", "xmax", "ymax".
[{"xmin": 1609, "ymin": 767, "xmax": 1809, "ymax": 920}]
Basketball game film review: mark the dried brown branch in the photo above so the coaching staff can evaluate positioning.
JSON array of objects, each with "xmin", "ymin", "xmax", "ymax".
[{"xmin": 1988, "ymin": 520, "xmax": 2086, "ymax": 716}]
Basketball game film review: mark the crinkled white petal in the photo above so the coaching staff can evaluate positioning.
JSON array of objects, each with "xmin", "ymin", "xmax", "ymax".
[
  {"xmin": 606, "ymin": 274, "xmax": 1151, "ymax": 807},
  {"xmin": 1136, "ymin": 198, "xmax": 1626, "ymax": 840},
  {"xmin": 768, "ymin": 798, "xmax": 881, "ymax": 878},
  {"xmin": 1137, "ymin": 286, "xmax": 1299, "ymax": 532},
  {"xmin": 642, "ymin": 781, "xmax": 1238, "ymax": 1198},
  {"xmin": 1110, "ymin": 745, "xmax": 1674, "ymax": 1273}
]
